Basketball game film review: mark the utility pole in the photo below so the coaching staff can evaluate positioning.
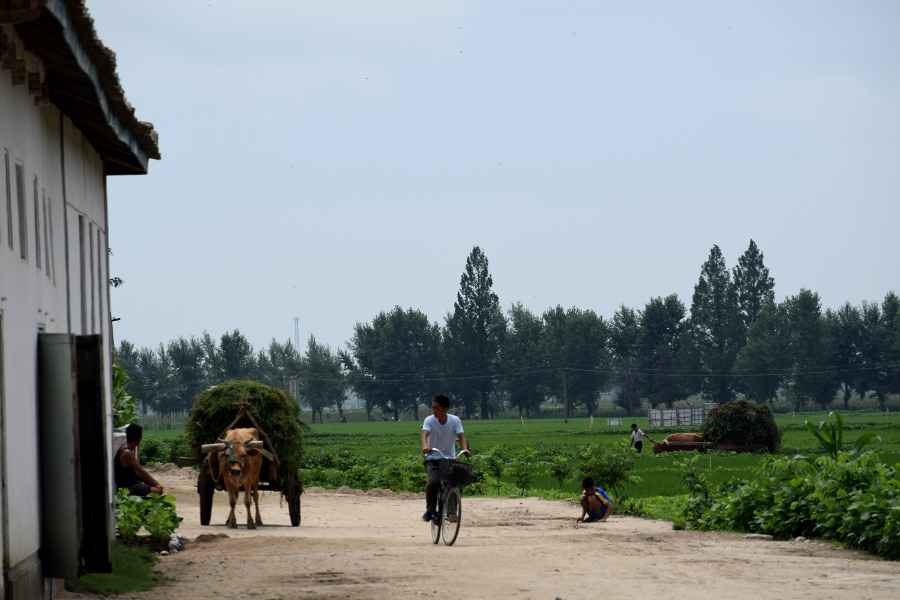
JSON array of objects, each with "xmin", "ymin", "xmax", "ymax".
[
  {"xmin": 294, "ymin": 317, "xmax": 300, "ymax": 349},
  {"xmin": 561, "ymin": 368, "xmax": 569, "ymax": 424}
]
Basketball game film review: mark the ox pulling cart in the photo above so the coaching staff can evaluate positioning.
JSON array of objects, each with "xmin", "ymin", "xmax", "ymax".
[
  {"xmin": 654, "ymin": 437, "xmax": 771, "ymax": 453},
  {"xmin": 186, "ymin": 383, "xmax": 306, "ymax": 528},
  {"xmin": 196, "ymin": 402, "xmax": 302, "ymax": 526}
]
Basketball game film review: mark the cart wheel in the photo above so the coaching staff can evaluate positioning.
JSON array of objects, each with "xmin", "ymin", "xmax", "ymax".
[
  {"xmin": 198, "ymin": 467, "xmax": 215, "ymax": 526},
  {"xmin": 287, "ymin": 480, "xmax": 302, "ymax": 526}
]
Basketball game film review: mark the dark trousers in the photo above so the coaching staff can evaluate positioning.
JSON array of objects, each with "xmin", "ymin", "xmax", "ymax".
[
  {"xmin": 635, "ymin": 441, "xmax": 643, "ymax": 453},
  {"xmin": 425, "ymin": 460, "xmax": 442, "ymax": 514}
]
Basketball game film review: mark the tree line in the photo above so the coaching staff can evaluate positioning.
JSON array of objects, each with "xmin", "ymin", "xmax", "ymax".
[{"xmin": 115, "ymin": 242, "xmax": 900, "ymax": 422}]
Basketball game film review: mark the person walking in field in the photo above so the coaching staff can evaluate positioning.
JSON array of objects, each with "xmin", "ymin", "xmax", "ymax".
[
  {"xmin": 630, "ymin": 423, "xmax": 655, "ymax": 453},
  {"xmin": 421, "ymin": 395, "xmax": 470, "ymax": 522}
]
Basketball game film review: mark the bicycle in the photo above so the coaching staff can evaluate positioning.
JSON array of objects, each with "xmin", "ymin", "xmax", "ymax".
[{"xmin": 427, "ymin": 448, "xmax": 473, "ymax": 546}]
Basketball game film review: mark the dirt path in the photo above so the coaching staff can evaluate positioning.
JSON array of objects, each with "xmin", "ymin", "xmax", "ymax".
[{"xmin": 69, "ymin": 464, "xmax": 900, "ymax": 600}]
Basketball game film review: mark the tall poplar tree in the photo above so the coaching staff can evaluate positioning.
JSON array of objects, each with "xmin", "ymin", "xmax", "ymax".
[
  {"xmin": 682, "ymin": 245, "xmax": 742, "ymax": 403},
  {"xmin": 732, "ymin": 239, "xmax": 775, "ymax": 343},
  {"xmin": 444, "ymin": 247, "xmax": 505, "ymax": 419}
]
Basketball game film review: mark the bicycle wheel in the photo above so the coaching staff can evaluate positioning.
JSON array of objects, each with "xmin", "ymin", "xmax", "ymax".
[
  {"xmin": 441, "ymin": 486, "xmax": 462, "ymax": 546},
  {"xmin": 430, "ymin": 487, "xmax": 442, "ymax": 544}
]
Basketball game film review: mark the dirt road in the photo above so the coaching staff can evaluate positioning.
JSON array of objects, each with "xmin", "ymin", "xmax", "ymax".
[{"xmin": 70, "ymin": 464, "xmax": 900, "ymax": 600}]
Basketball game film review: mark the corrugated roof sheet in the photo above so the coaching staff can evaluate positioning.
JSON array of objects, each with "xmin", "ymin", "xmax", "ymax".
[{"xmin": 2, "ymin": 0, "xmax": 160, "ymax": 175}]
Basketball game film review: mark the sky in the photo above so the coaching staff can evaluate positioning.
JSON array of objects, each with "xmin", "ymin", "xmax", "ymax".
[{"xmin": 89, "ymin": 0, "xmax": 900, "ymax": 355}]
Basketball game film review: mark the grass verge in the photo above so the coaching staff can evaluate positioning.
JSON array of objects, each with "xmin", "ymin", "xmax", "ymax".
[{"xmin": 65, "ymin": 540, "xmax": 165, "ymax": 596}]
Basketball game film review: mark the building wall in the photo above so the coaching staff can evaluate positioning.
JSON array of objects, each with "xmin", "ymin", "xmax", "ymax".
[{"xmin": 1, "ymin": 42, "xmax": 113, "ymax": 584}]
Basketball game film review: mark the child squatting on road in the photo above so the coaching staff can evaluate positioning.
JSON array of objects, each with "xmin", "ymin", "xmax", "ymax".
[{"xmin": 576, "ymin": 477, "xmax": 613, "ymax": 523}]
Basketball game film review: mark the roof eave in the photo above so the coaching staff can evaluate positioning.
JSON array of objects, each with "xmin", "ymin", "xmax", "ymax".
[{"xmin": 6, "ymin": 0, "xmax": 160, "ymax": 175}]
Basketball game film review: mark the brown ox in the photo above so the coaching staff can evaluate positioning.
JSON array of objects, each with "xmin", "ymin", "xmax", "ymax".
[
  {"xmin": 217, "ymin": 427, "xmax": 264, "ymax": 528},
  {"xmin": 652, "ymin": 432, "xmax": 707, "ymax": 454}
]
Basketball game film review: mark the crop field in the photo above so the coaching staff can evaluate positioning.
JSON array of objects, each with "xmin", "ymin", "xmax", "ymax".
[
  {"xmin": 143, "ymin": 410, "xmax": 899, "ymax": 502},
  {"xmin": 297, "ymin": 411, "xmax": 900, "ymax": 499}
]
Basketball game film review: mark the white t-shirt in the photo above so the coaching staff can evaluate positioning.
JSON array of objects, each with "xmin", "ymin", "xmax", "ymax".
[
  {"xmin": 422, "ymin": 414, "xmax": 464, "ymax": 460},
  {"xmin": 631, "ymin": 428, "xmax": 647, "ymax": 442}
]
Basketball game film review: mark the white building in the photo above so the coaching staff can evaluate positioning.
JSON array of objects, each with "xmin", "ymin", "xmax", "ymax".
[{"xmin": 0, "ymin": 1, "xmax": 159, "ymax": 598}]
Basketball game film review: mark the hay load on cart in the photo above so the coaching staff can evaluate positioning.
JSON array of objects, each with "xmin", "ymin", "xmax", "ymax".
[
  {"xmin": 701, "ymin": 398, "xmax": 782, "ymax": 453},
  {"xmin": 185, "ymin": 381, "xmax": 307, "ymax": 526}
]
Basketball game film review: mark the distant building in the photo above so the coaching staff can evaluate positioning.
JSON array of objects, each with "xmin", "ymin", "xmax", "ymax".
[{"xmin": 0, "ymin": 1, "xmax": 159, "ymax": 598}]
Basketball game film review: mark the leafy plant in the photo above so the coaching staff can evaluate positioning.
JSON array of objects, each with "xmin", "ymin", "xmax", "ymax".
[
  {"xmin": 687, "ymin": 442, "xmax": 900, "ymax": 560},
  {"xmin": 544, "ymin": 452, "xmax": 571, "ymax": 490},
  {"xmin": 114, "ymin": 489, "xmax": 144, "ymax": 539},
  {"xmin": 507, "ymin": 450, "xmax": 537, "ymax": 496},
  {"xmin": 577, "ymin": 441, "xmax": 635, "ymax": 497},
  {"xmin": 477, "ymin": 446, "xmax": 508, "ymax": 495},
  {"xmin": 112, "ymin": 363, "xmax": 138, "ymax": 428},
  {"xmin": 679, "ymin": 454, "xmax": 714, "ymax": 525},
  {"xmin": 805, "ymin": 411, "xmax": 881, "ymax": 459},
  {"xmin": 115, "ymin": 489, "xmax": 181, "ymax": 540}
]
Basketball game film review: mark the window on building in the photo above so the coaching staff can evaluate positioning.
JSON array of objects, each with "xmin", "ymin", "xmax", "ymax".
[
  {"xmin": 16, "ymin": 163, "xmax": 27, "ymax": 261},
  {"xmin": 34, "ymin": 177, "xmax": 41, "ymax": 269},
  {"xmin": 88, "ymin": 222, "xmax": 95, "ymax": 332},
  {"xmin": 47, "ymin": 196, "xmax": 56, "ymax": 285},
  {"xmin": 43, "ymin": 192, "xmax": 51, "ymax": 278},
  {"xmin": 79, "ymin": 215, "xmax": 86, "ymax": 332},
  {"xmin": 96, "ymin": 228, "xmax": 103, "ymax": 334},
  {"xmin": 4, "ymin": 150, "xmax": 11, "ymax": 249}
]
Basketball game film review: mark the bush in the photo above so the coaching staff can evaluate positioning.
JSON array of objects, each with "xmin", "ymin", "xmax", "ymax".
[
  {"xmin": 134, "ymin": 436, "xmax": 196, "ymax": 468},
  {"xmin": 577, "ymin": 440, "xmax": 635, "ymax": 498},
  {"xmin": 507, "ymin": 450, "xmax": 538, "ymax": 496},
  {"xmin": 688, "ymin": 412, "xmax": 900, "ymax": 560},
  {"xmin": 543, "ymin": 451, "xmax": 572, "ymax": 490},
  {"xmin": 114, "ymin": 489, "xmax": 180, "ymax": 540},
  {"xmin": 137, "ymin": 438, "xmax": 164, "ymax": 465},
  {"xmin": 476, "ymin": 446, "xmax": 508, "ymax": 495},
  {"xmin": 702, "ymin": 399, "xmax": 782, "ymax": 452},
  {"xmin": 695, "ymin": 452, "xmax": 900, "ymax": 559},
  {"xmin": 302, "ymin": 455, "xmax": 427, "ymax": 493}
]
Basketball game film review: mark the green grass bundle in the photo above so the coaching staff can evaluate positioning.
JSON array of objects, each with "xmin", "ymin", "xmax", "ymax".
[{"xmin": 702, "ymin": 398, "xmax": 782, "ymax": 452}]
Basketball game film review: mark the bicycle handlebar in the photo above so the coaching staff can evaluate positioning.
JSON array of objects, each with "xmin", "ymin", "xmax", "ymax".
[{"xmin": 429, "ymin": 448, "xmax": 471, "ymax": 459}]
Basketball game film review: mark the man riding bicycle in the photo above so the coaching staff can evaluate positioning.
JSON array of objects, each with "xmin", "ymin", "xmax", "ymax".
[{"xmin": 421, "ymin": 395, "xmax": 470, "ymax": 522}]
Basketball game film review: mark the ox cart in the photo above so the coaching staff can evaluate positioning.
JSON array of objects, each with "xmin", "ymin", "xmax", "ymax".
[
  {"xmin": 708, "ymin": 441, "xmax": 771, "ymax": 452},
  {"xmin": 187, "ymin": 390, "xmax": 305, "ymax": 527},
  {"xmin": 656, "ymin": 439, "xmax": 770, "ymax": 453}
]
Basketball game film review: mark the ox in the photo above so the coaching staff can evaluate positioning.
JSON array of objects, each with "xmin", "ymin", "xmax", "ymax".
[
  {"xmin": 652, "ymin": 432, "xmax": 708, "ymax": 454},
  {"xmin": 216, "ymin": 427, "xmax": 264, "ymax": 529}
]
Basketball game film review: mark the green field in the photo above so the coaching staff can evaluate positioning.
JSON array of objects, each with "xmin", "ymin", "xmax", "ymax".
[
  {"xmin": 143, "ymin": 410, "xmax": 899, "ymax": 503},
  {"xmin": 292, "ymin": 411, "xmax": 900, "ymax": 499}
]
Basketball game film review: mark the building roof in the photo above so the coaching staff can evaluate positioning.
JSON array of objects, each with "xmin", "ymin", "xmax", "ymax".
[{"xmin": 2, "ymin": 0, "xmax": 160, "ymax": 175}]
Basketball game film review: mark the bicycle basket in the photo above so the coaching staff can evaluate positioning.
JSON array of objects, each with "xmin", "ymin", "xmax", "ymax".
[{"xmin": 438, "ymin": 459, "xmax": 473, "ymax": 487}]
